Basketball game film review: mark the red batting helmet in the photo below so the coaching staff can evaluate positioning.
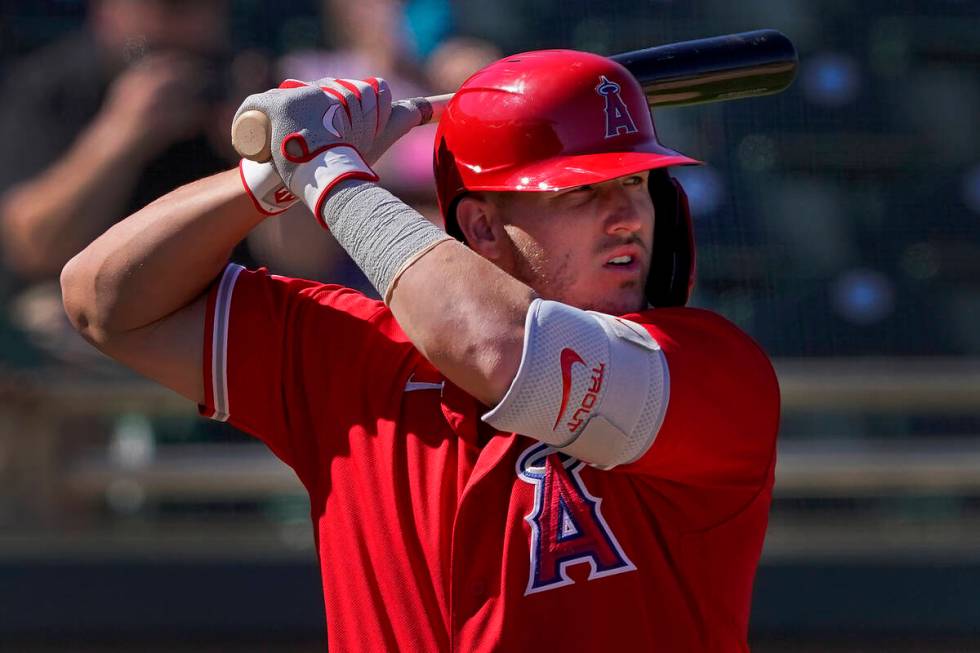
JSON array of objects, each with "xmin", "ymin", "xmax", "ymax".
[{"xmin": 434, "ymin": 49, "xmax": 700, "ymax": 307}]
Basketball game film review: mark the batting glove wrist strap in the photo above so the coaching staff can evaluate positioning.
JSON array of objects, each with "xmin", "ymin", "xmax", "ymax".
[
  {"xmin": 239, "ymin": 159, "xmax": 298, "ymax": 216},
  {"xmin": 290, "ymin": 145, "xmax": 378, "ymax": 228}
]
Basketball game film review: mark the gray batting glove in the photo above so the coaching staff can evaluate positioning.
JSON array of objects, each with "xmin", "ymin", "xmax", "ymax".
[{"xmin": 233, "ymin": 77, "xmax": 401, "ymax": 227}]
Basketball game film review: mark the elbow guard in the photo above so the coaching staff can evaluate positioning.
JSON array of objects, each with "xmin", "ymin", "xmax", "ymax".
[{"xmin": 482, "ymin": 299, "xmax": 669, "ymax": 469}]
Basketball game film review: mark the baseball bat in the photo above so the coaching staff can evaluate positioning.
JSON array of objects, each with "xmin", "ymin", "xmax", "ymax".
[{"xmin": 232, "ymin": 29, "xmax": 797, "ymax": 163}]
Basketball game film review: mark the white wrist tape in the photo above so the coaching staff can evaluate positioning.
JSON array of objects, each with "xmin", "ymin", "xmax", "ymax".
[
  {"xmin": 321, "ymin": 182, "xmax": 453, "ymax": 301},
  {"xmin": 239, "ymin": 159, "xmax": 298, "ymax": 215},
  {"xmin": 482, "ymin": 299, "xmax": 670, "ymax": 469}
]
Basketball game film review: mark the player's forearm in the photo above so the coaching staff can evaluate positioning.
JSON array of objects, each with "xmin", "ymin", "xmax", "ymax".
[
  {"xmin": 61, "ymin": 168, "xmax": 264, "ymax": 342},
  {"xmin": 233, "ymin": 78, "xmax": 531, "ymax": 404},
  {"xmin": 0, "ymin": 116, "xmax": 148, "ymax": 279},
  {"xmin": 312, "ymin": 181, "xmax": 537, "ymax": 406},
  {"xmin": 389, "ymin": 239, "xmax": 533, "ymax": 406}
]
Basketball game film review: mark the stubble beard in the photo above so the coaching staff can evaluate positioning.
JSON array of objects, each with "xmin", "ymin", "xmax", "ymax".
[{"xmin": 512, "ymin": 245, "xmax": 646, "ymax": 315}]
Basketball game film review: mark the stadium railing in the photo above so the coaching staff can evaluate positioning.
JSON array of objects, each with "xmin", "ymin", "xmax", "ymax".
[{"xmin": 1, "ymin": 357, "xmax": 978, "ymax": 560}]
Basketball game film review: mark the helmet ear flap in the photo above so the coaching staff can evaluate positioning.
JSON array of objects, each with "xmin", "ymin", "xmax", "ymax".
[{"xmin": 646, "ymin": 170, "xmax": 696, "ymax": 307}]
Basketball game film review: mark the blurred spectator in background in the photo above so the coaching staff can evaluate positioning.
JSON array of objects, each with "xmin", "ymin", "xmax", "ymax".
[
  {"xmin": 247, "ymin": 0, "xmax": 500, "ymax": 286},
  {"xmin": 424, "ymin": 35, "xmax": 502, "ymax": 94},
  {"xmin": 0, "ymin": 0, "xmax": 269, "ymax": 367}
]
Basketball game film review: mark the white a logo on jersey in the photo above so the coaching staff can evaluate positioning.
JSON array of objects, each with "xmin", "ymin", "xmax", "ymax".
[
  {"xmin": 516, "ymin": 442, "xmax": 635, "ymax": 595},
  {"xmin": 595, "ymin": 75, "xmax": 638, "ymax": 139}
]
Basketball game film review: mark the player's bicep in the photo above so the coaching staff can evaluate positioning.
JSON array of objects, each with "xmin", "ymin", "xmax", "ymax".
[
  {"xmin": 482, "ymin": 299, "xmax": 668, "ymax": 468},
  {"xmin": 97, "ymin": 295, "xmax": 207, "ymax": 405}
]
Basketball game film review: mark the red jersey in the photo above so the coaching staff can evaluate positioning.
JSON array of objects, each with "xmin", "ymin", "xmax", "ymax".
[{"xmin": 200, "ymin": 264, "xmax": 780, "ymax": 652}]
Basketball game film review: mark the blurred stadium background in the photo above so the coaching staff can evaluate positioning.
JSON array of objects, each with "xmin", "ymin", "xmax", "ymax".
[{"xmin": 0, "ymin": 0, "xmax": 978, "ymax": 651}]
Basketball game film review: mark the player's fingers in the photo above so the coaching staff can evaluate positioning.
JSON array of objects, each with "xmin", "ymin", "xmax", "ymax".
[
  {"xmin": 337, "ymin": 79, "xmax": 379, "ymax": 137},
  {"xmin": 325, "ymin": 78, "xmax": 378, "ymax": 142},
  {"xmin": 316, "ymin": 78, "xmax": 358, "ymax": 131},
  {"xmin": 301, "ymin": 79, "xmax": 347, "ymax": 142},
  {"xmin": 365, "ymin": 77, "xmax": 392, "ymax": 138},
  {"xmin": 376, "ymin": 100, "xmax": 418, "ymax": 157},
  {"xmin": 278, "ymin": 78, "xmax": 310, "ymax": 90}
]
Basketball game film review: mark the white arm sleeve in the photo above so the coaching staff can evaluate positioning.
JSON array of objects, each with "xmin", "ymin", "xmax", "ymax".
[{"xmin": 482, "ymin": 299, "xmax": 670, "ymax": 469}]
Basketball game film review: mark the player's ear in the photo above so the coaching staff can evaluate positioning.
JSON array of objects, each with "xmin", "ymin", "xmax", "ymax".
[{"xmin": 455, "ymin": 194, "xmax": 506, "ymax": 261}]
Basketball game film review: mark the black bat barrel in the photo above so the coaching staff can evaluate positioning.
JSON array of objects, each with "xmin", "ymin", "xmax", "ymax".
[{"xmin": 611, "ymin": 29, "xmax": 798, "ymax": 108}]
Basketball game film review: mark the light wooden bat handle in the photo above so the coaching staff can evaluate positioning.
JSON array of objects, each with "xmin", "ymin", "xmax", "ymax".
[
  {"xmin": 231, "ymin": 94, "xmax": 453, "ymax": 163},
  {"xmin": 230, "ymin": 110, "xmax": 272, "ymax": 162}
]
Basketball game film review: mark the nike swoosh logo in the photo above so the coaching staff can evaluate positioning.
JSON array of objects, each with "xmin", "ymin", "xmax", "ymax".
[
  {"xmin": 553, "ymin": 348, "xmax": 586, "ymax": 430},
  {"xmin": 322, "ymin": 104, "xmax": 341, "ymax": 137},
  {"xmin": 405, "ymin": 374, "xmax": 445, "ymax": 393}
]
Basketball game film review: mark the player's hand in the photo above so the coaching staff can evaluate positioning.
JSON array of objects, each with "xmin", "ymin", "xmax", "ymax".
[
  {"xmin": 232, "ymin": 77, "xmax": 410, "ymax": 224},
  {"xmin": 305, "ymin": 77, "xmax": 397, "ymax": 165},
  {"xmin": 239, "ymin": 158, "xmax": 298, "ymax": 216}
]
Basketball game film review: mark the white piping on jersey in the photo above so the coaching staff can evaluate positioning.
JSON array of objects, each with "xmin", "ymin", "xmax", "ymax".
[{"xmin": 210, "ymin": 263, "xmax": 244, "ymax": 422}]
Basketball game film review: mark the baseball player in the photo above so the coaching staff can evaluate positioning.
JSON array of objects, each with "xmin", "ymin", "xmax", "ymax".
[{"xmin": 62, "ymin": 50, "xmax": 779, "ymax": 651}]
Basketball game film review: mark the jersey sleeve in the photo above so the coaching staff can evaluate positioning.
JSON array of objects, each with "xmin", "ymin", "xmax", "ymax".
[
  {"xmin": 617, "ymin": 308, "xmax": 780, "ymax": 531},
  {"xmin": 198, "ymin": 263, "xmax": 398, "ymax": 486}
]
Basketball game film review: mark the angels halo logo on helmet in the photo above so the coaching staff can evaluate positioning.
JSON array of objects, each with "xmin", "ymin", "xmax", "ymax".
[
  {"xmin": 595, "ymin": 75, "xmax": 639, "ymax": 138},
  {"xmin": 434, "ymin": 49, "xmax": 700, "ymax": 308}
]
